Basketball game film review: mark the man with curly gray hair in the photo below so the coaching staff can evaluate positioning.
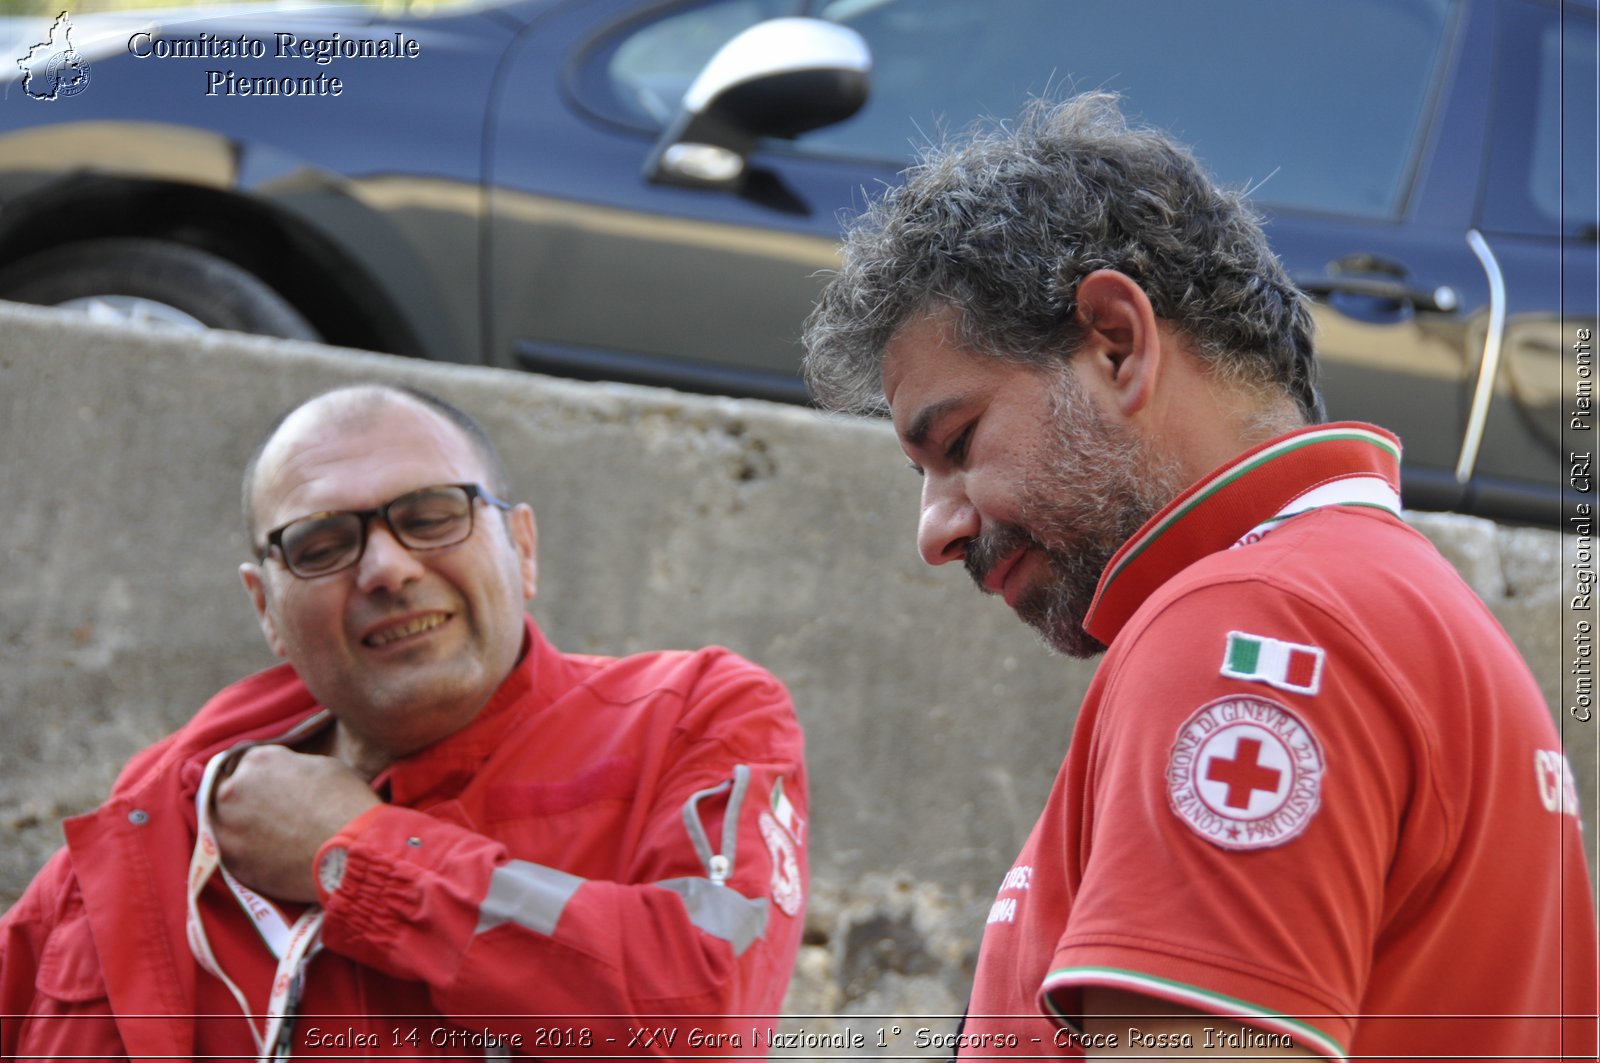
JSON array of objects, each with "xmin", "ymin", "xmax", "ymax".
[{"xmin": 803, "ymin": 94, "xmax": 1594, "ymax": 1058}]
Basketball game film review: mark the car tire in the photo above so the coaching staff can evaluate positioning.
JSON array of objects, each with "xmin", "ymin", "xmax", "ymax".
[{"xmin": 0, "ymin": 237, "xmax": 319, "ymax": 340}]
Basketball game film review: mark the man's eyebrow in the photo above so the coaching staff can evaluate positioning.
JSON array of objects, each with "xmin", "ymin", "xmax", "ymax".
[{"xmin": 903, "ymin": 396, "xmax": 967, "ymax": 451}]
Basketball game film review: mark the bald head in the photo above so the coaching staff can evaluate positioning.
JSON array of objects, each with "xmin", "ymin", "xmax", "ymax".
[{"xmin": 242, "ymin": 384, "xmax": 510, "ymax": 550}]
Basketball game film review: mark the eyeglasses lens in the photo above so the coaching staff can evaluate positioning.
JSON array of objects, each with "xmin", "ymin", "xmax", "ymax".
[
  {"xmin": 281, "ymin": 515, "xmax": 363, "ymax": 576},
  {"xmin": 390, "ymin": 487, "xmax": 474, "ymax": 547}
]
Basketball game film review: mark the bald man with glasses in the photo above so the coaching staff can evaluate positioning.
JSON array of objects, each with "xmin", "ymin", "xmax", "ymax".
[{"xmin": 1, "ymin": 384, "xmax": 809, "ymax": 1061}]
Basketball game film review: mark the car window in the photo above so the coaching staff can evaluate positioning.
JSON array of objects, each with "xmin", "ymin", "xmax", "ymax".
[
  {"xmin": 606, "ymin": 0, "xmax": 802, "ymax": 125},
  {"xmin": 799, "ymin": 0, "xmax": 1455, "ymax": 219},
  {"xmin": 592, "ymin": 0, "xmax": 1455, "ymax": 220},
  {"xmin": 1481, "ymin": 0, "xmax": 1599, "ymax": 237}
]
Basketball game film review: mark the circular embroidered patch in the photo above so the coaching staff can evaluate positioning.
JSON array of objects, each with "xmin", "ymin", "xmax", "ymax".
[
  {"xmin": 1167, "ymin": 695, "xmax": 1326, "ymax": 851},
  {"xmin": 758, "ymin": 809, "xmax": 803, "ymax": 917}
]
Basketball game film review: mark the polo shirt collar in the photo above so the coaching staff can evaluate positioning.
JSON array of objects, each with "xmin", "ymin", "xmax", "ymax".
[{"xmin": 1082, "ymin": 422, "xmax": 1403, "ymax": 646}]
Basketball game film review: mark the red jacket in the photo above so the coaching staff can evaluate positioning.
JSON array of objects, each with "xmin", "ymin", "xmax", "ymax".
[{"xmin": 1, "ymin": 619, "xmax": 808, "ymax": 1059}]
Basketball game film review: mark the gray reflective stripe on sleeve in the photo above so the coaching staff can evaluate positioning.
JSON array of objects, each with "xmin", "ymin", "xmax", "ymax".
[
  {"xmin": 681, "ymin": 779, "xmax": 724, "ymax": 876},
  {"xmin": 475, "ymin": 860, "xmax": 585, "ymax": 937},
  {"xmin": 680, "ymin": 764, "xmax": 751, "ymax": 884},
  {"xmin": 719, "ymin": 765, "xmax": 750, "ymax": 876},
  {"xmin": 655, "ymin": 877, "xmax": 770, "ymax": 956}
]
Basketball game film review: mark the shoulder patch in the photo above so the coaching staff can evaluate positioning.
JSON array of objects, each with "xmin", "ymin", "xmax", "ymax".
[
  {"xmin": 1167, "ymin": 695, "xmax": 1326, "ymax": 850},
  {"xmin": 758, "ymin": 810, "xmax": 803, "ymax": 917},
  {"xmin": 1221, "ymin": 630, "xmax": 1325, "ymax": 695}
]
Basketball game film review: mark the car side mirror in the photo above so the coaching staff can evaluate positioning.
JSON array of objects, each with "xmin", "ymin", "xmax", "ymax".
[{"xmin": 643, "ymin": 17, "xmax": 871, "ymax": 190}]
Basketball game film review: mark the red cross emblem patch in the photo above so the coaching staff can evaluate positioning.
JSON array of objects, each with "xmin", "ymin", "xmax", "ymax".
[{"xmin": 1167, "ymin": 695, "xmax": 1326, "ymax": 850}]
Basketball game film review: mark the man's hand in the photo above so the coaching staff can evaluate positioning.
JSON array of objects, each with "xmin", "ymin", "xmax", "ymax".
[{"xmin": 212, "ymin": 745, "xmax": 382, "ymax": 903}]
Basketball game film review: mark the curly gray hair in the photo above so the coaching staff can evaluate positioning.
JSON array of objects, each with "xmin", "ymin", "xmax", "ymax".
[{"xmin": 802, "ymin": 93, "xmax": 1322, "ymax": 422}]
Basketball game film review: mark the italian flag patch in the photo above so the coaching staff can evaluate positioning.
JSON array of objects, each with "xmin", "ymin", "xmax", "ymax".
[
  {"xmin": 772, "ymin": 777, "xmax": 805, "ymax": 844},
  {"xmin": 1221, "ymin": 631, "xmax": 1325, "ymax": 695}
]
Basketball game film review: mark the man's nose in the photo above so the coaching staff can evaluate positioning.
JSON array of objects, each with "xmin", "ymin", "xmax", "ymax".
[
  {"xmin": 917, "ymin": 475, "xmax": 978, "ymax": 567},
  {"xmin": 355, "ymin": 523, "xmax": 426, "ymax": 593}
]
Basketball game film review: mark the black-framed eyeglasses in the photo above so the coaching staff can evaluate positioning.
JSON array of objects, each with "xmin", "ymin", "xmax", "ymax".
[{"xmin": 257, "ymin": 483, "xmax": 513, "ymax": 579}]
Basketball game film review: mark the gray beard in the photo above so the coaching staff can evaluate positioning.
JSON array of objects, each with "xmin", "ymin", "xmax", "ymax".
[{"xmin": 964, "ymin": 373, "xmax": 1185, "ymax": 659}]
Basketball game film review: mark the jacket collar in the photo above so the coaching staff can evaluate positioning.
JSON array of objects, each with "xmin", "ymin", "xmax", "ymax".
[{"xmin": 1083, "ymin": 422, "xmax": 1402, "ymax": 646}]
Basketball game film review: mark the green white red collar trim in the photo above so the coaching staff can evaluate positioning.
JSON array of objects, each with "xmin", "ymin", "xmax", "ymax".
[{"xmin": 1083, "ymin": 423, "xmax": 1402, "ymax": 646}]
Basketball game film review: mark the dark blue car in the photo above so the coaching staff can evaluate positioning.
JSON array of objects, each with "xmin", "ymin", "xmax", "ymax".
[{"xmin": 0, "ymin": 0, "xmax": 1593, "ymax": 526}]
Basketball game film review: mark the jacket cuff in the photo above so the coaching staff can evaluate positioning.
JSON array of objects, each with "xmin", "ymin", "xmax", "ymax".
[
  {"xmin": 313, "ymin": 804, "xmax": 388, "ymax": 900},
  {"xmin": 312, "ymin": 805, "xmax": 501, "ymax": 982}
]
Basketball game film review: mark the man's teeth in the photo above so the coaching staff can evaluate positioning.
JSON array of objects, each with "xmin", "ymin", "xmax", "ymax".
[{"xmin": 367, "ymin": 614, "xmax": 446, "ymax": 646}]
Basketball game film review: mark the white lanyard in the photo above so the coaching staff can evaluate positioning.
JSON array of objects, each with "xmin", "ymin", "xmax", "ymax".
[
  {"xmin": 186, "ymin": 717, "xmax": 329, "ymax": 1063},
  {"xmin": 1231, "ymin": 474, "xmax": 1402, "ymax": 549}
]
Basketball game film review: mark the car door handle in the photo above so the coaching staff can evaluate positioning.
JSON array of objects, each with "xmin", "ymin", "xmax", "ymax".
[
  {"xmin": 1295, "ymin": 274, "xmax": 1459, "ymax": 313},
  {"xmin": 1456, "ymin": 229, "xmax": 1506, "ymax": 484}
]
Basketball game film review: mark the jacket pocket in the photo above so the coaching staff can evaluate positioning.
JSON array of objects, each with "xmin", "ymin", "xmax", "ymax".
[{"xmin": 35, "ymin": 909, "xmax": 108, "ymax": 1004}]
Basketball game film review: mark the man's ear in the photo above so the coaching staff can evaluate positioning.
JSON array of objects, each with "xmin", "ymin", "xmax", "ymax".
[
  {"xmin": 239, "ymin": 563, "xmax": 288, "ymax": 658},
  {"xmin": 1073, "ymin": 269, "xmax": 1163, "ymax": 418},
  {"xmin": 509, "ymin": 503, "xmax": 539, "ymax": 601}
]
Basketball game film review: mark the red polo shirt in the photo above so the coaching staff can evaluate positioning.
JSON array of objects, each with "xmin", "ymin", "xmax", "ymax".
[{"xmin": 960, "ymin": 424, "xmax": 1597, "ymax": 1059}]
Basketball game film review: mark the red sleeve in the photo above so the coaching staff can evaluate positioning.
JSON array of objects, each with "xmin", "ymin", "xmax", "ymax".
[
  {"xmin": 1, "ymin": 849, "xmax": 127, "ymax": 1060},
  {"xmin": 0, "ymin": 859, "xmax": 54, "ymax": 1060},
  {"xmin": 312, "ymin": 653, "xmax": 806, "ymax": 1056},
  {"xmin": 1041, "ymin": 578, "xmax": 1429, "ymax": 1059}
]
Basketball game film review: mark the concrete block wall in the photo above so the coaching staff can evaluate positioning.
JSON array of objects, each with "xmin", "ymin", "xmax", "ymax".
[{"xmin": 2, "ymin": 303, "xmax": 1593, "ymax": 1049}]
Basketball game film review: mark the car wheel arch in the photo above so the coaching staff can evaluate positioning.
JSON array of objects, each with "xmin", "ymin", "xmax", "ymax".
[{"xmin": 0, "ymin": 170, "xmax": 439, "ymax": 361}]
